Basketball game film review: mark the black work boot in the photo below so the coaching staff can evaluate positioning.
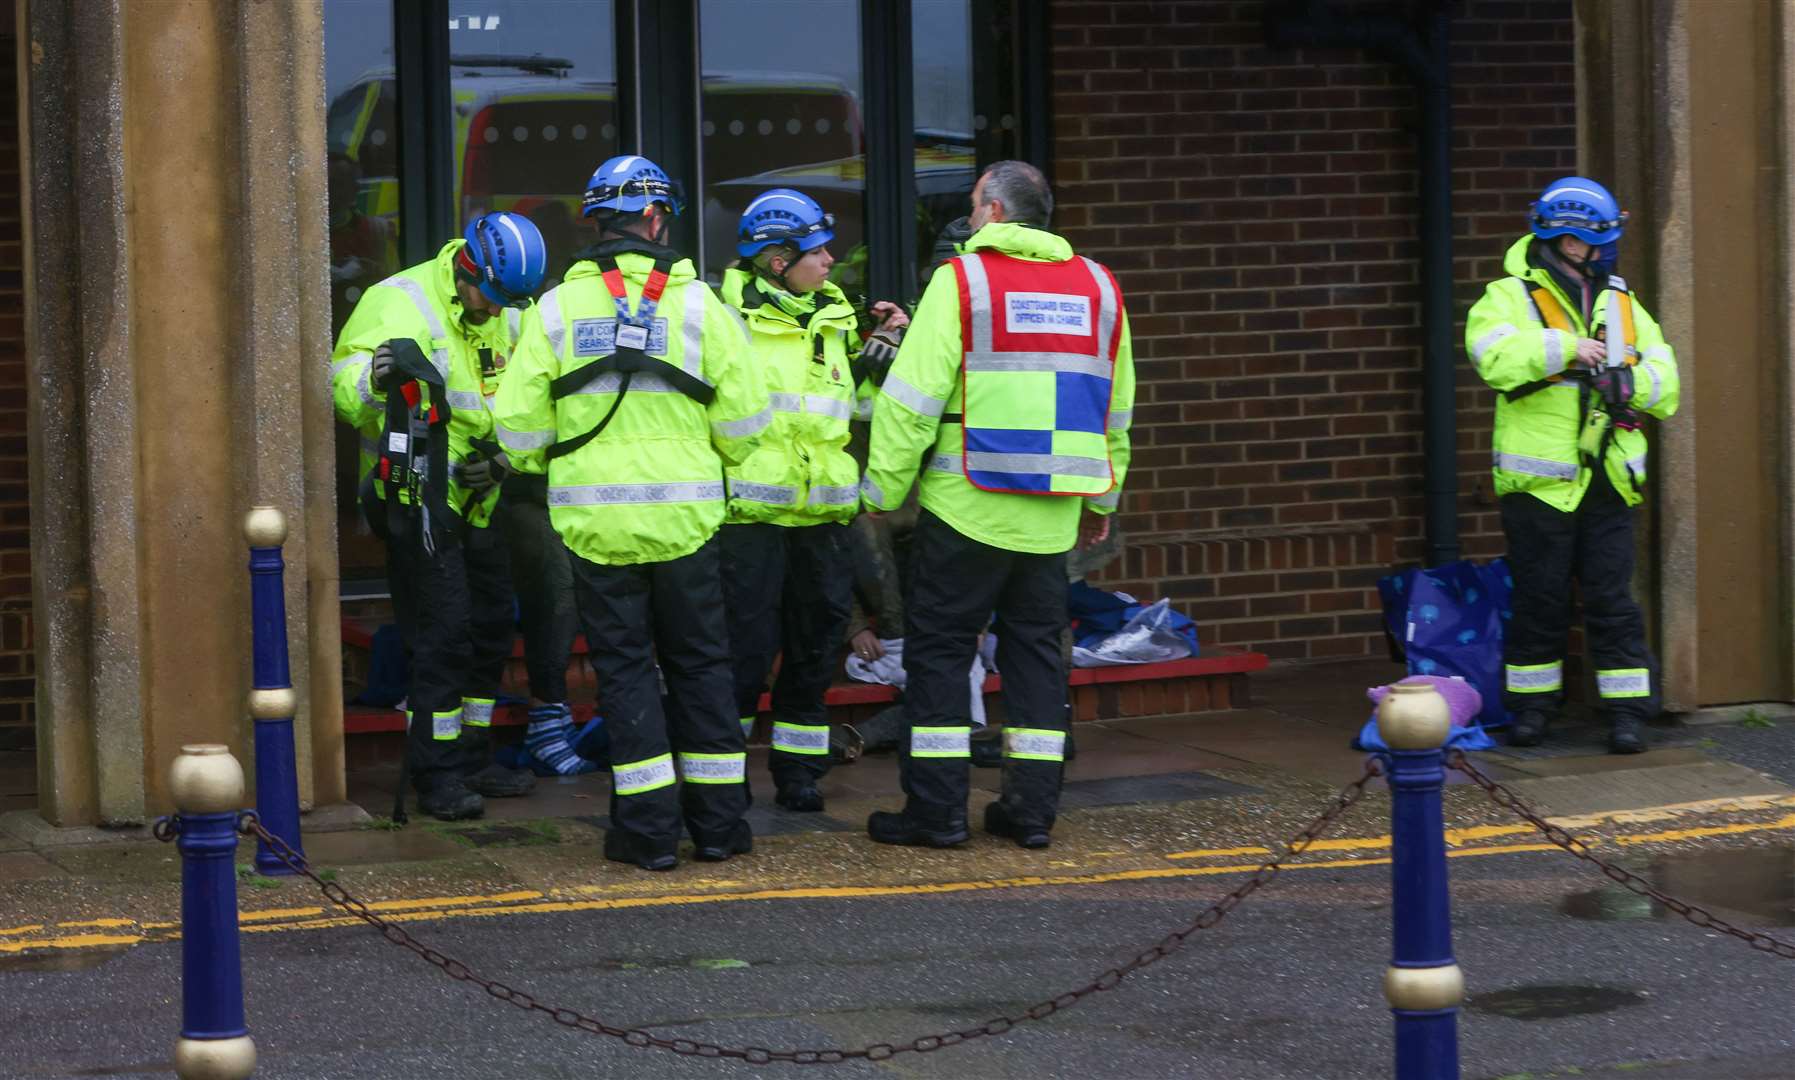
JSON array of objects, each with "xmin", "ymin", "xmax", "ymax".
[
  {"xmin": 774, "ymin": 780, "xmax": 825, "ymax": 813},
  {"xmin": 604, "ymin": 828, "xmax": 678, "ymax": 872},
  {"xmin": 692, "ymin": 820, "xmax": 754, "ymax": 863},
  {"xmin": 867, "ymin": 805, "xmax": 970, "ymax": 848},
  {"xmin": 465, "ymin": 761, "xmax": 537, "ymax": 798},
  {"xmin": 1508, "ymin": 710, "xmax": 1549, "ymax": 748},
  {"xmin": 983, "ymin": 800, "xmax": 1051, "ymax": 850},
  {"xmin": 417, "ymin": 775, "xmax": 484, "ymax": 822},
  {"xmin": 1609, "ymin": 715, "xmax": 1646, "ymax": 755}
]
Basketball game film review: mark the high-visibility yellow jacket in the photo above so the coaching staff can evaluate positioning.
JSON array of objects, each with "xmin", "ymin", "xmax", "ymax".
[
  {"xmin": 328, "ymin": 240, "xmax": 521, "ymax": 528},
  {"xmin": 720, "ymin": 268, "xmax": 862, "ymax": 527},
  {"xmin": 493, "ymin": 247, "xmax": 771, "ymax": 565},
  {"xmin": 861, "ymin": 223, "xmax": 1135, "ymax": 554},
  {"xmin": 1465, "ymin": 235, "xmax": 1680, "ymax": 510}
]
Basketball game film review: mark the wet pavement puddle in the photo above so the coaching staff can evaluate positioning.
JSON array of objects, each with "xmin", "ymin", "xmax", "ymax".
[
  {"xmin": 1563, "ymin": 844, "xmax": 1795, "ymax": 925},
  {"xmin": 1469, "ymin": 984, "xmax": 1647, "ymax": 1020},
  {"xmin": 0, "ymin": 944, "xmax": 132, "ymax": 973}
]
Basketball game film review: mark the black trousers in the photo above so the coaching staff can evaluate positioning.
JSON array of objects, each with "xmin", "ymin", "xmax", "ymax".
[
  {"xmin": 1501, "ymin": 469, "xmax": 1659, "ymax": 722},
  {"xmin": 569, "ymin": 536, "xmax": 747, "ymax": 855},
  {"xmin": 721, "ymin": 522, "xmax": 854, "ymax": 786},
  {"xmin": 386, "ymin": 516, "xmax": 514, "ymax": 791},
  {"xmin": 496, "ymin": 475, "xmax": 576, "ymax": 703},
  {"xmin": 901, "ymin": 510, "xmax": 1070, "ymax": 829}
]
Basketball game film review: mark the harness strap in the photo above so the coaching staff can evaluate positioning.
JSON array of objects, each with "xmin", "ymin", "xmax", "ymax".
[{"xmin": 364, "ymin": 338, "xmax": 457, "ymax": 550}]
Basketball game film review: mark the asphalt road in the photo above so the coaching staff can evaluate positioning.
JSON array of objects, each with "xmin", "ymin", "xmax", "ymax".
[{"xmin": 4, "ymin": 846, "xmax": 1794, "ymax": 1080}]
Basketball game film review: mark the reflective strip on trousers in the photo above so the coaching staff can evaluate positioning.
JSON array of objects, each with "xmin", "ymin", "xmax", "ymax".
[
  {"xmin": 881, "ymin": 374, "xmax": 947, "ymax": 419},
  {"xmin": 964, "ymin": 450, "xmax": 1112, "ymax": 480},
  {"xmin": 497, "ymin": 422, "xmax": 555, "ymax": 452},
  {"xmin": 772, "ymin": 722, "xmax": 830, "ymax": 756},
  {"xmin": 1506, "ymin": 661, "xmax": 1563, "ymax": 693},
  {"xmin": 550, "ymin": 480, "xmax": 725, "ymax": 506},
  {"xmin": 679, "ymin": 752, "xmax": 747, "ymax": 784},
  {"xmin": 1494, "ymin": 451, "xmax": 1577, "ymax": 480},
  {"xmin": 378, "ymin": 273, "xmax": 449, "ymax": 342},
  {"xmin": 431, "ymin": 708, "xmax": 463, "ymax": 741},
  {"xmin": 807, "ymin": 484, "xmax": 859, "ymax": 507},
  {"xmin": 739, "ymin": 716, "xmax": 757, "ymax": 737},
  {"xmin": 1596, "ymin": 668, "xmax": 1651, "ymax": 699},
  {"xmin": 613, "ymin": 753, "xmax": 677, "ymax": 795},
  {"xmin": 728, "ymin": 479, "xmax": 797, "ymax": 505},
  {"xmin": 1470, "ymin": 324, "xmax": 1517, "ymax": 367},
  {"xmin": 1004, "ymin": 727, "xmax": 1066, "ymax": 763},
  {"xmin": 462, "ymin": 698, "xmax": 496, "ymax": 728},
  {"xmin": 911, "ymin": 726, "xmax": 971, "ymax": 758}
]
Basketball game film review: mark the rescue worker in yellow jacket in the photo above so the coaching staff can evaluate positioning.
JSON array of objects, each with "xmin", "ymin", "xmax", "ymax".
[
  {"xmin": 329, "ymin": 212, "xmax": 547, "ymax": 820},
  {"xmin": 720, "ymin": 189, "xmax": 909, "ymax": 812},
  {"xmin": 1465, "ymin": 177, "xmax": 1680, "ymax": 753},
  {"xmin": 861, "ymin": 161, "xmax": 1135, "ymax": 850},
  {"xmin": 494, "ymin": 156, "xmax": 772, "ymax": 871}
]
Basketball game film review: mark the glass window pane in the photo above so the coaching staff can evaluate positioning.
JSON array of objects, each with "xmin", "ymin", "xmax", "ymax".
[
  {"xmin": 698, "ymin": 0, "xmax": 863, "ymax": 287},
  {"xmin": 451, "ymin": 2, "xmax": 617, "ymax": 285}
]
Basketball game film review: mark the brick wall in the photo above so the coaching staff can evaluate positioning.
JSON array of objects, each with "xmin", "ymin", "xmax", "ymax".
[
  {"xmin": 0, "ymin": 6, "xmax": 29, "ymax": 736},
  {"xmin": 1051, "ymin": 0, "xmax": 1576, "ymax": 660}
]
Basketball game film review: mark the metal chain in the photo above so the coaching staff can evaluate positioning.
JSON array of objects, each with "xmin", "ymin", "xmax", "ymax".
[
  {"xmin": 1448, "ymin": 751, "xmax": 1795, "ymax": 960},
  {"xmin": 218, "ymin": 763, "xmax": 1381, "ymax": 1065}
]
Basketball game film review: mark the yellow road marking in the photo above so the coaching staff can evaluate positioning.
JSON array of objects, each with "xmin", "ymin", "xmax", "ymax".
[
  {"xmin": 0, "ymin": 933, "xmax": 143, "ymax": 954},
  {"xmin": 1445, "ymin": 824, "xmax": 1535, "ymax": 846},
  {"xmin": 55, "ymin": 918, "xmax": 136, "ymax": 929},
  {"xmin": 1613, "ymin": 812, "xmax": 1795, "ymax": 846},
  {"xmin": 0, "ymin": 924, "xmax": 45, "ymax": 937}
]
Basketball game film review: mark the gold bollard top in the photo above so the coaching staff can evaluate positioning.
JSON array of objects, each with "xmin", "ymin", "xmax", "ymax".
[
  {"xmin": 1377, "ymin": 682, "xmax": 1451, "ymax": 750},
  {"xmin": 168, "ymin": 744, "xmax": 246, "ymax": 814},
  {"xmin": 243, "ymin": 504, "xmax": 287, "ymax": 548}
]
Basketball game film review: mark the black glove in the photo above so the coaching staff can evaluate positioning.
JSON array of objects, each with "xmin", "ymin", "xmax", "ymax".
[
  {"xmin": 371, "ymin": 342, "xmax": 399, "ymax": 391},
  {"xmin": 858, "ymin": 327, "xmax": 904, "ymax": 383},
  {"xmin": 1592, "ymin": 365, "xmax": 1634, "ymax": 408},
  {"xmin": 459, "ymin": 451, "xmax": 511, "ymax": 494}
]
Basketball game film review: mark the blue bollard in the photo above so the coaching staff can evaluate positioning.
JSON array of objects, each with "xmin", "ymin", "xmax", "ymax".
[
  {"xmin": 169, "ymin": 744, "xmax": 257, "ymax": 1079},
  {"xmin": 1378, "ymin": 682, "xmax": 1462, "ymax": 1080},
  {"xmin": 244, "ymin": 506, "xmax": 303, "ymax": 877}
]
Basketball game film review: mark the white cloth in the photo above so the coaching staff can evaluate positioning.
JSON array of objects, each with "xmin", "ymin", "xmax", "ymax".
[{"xmin": 845, "ymin": 637, "xmax": 989, "ymax": 726}]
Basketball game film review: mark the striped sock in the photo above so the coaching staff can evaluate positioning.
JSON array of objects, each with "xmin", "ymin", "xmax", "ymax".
[{"xmin": 525, "ymin": 703, "xmax": 595, "ymax": 775}]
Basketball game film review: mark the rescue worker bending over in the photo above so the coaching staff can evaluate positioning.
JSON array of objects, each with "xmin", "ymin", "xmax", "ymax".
[
  {"xmin": 330, "ymin": 212, "xmax": 548, "ymax": 820},
  {"xmin": 1466, "ymin": 176, "xmax": 1680, "ymax": 753},
  {"xmin": 861, "ymin": 161, "xmax": 1135, "ymax": 850},
  {"xmin": 720, "ymin": 189, "xmax": 909, "ymax": 812},
  {"xmin": 494, "ymin": 155, "xmax": 772, "ymax": 871}
]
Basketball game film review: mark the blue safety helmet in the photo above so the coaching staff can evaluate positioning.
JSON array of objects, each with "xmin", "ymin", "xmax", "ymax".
[
  {"xmin": 460, "ymin": 212, "xmax": 548, "ymax": 309},
  {"xmin": 736, "ymin": 188, "xmax": 836, "ymax": 258},
  {"xmin": 1529, "ymin": 177, "xmax": 1628, "ymax": 245},
  {"xmin": 583, "ymin": 154, "xmax": 685, "ymax": 218}
]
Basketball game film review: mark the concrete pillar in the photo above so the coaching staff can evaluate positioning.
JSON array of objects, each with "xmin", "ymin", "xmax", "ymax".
[
  {"xmin": 1576, "ymin": 0, "xmax": 1795, "ymax": 710},
  {"xmin": 22, "ymin": 0, "xmax": 342, "ymax": 825}
]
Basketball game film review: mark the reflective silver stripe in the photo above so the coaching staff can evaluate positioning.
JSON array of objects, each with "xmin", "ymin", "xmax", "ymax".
[
  {"xmin": 961, "ymin": 252, "xmax": 993, "ymax": 353},
  {"xmin": 678, "ymin": 753, "xmax": 746, "ymax": 782},
  {"xmin": 613, "ymin": 754, "xmax": 676, "ymax": 795},
  {"xmin": 880, "ymin": 374, "xmax": 947, "ymax": 419},
  {"xmin": 1542, "ymin": 329, "xmax": 1567, "ymax": 377},
  {"xmin": 714, "ymin": 404, "xmax": 774, "ymax": 439},
  {"xmin": 1505, "ymin": 662, "xmax": 1563, "ymax": 691},
  {"xmin": 728, "ymin": 479, "xmax": 797, "ymax": 505},
  {"xmin": 1107, "ymin": 408, "xmax": 1131, "ymax": 433},
  {"xmin": 505, "ymin": 306, "xmax": 522, "ymax": 345},
  {"xmin": 1609, "ymin": 275, "xmax": 1629, "ymax": 292},
  {"xmin": 429, "ymin": 347, "xmax": 449, "ymax": 380},
  {"xmin": 1088, "ymin": 489, "xmax": 1121, "ymax": 511},
  {"xmin": 1494, "ymin": 451, "xmax": 1577, "ymax": 480},
  {"xmin": 332, "ymin": 354, "xmax": 378, "ymax": 408},
  {"xmin": 496, "ymin": 423, "xmax": 555, "ymax": 452},
  {"xmin": 1005, "ymin": 728, "xmax": 1066, "ymax": 761},
  {"xmin": 928, "ymin": 452, "xmax": 962, "ymax": 474},
  {"xmin": 549, "ymin": 481, "xmax": 725, "ymax": 506},
  {"xmin": 431, "ymin": 708, "xmax": 463, "ymax": 740},
  {"xmin": 965, "ymin": 451, "xmax": 1112, "ymax": 480},
  {"xmin": 1625, "ymin": 454, "xmax": 1647, "ymax": 480},
  {"xmin": 911, "ymin": 727, "xmax": 971, "ymax": 757},
  {"xmin": 1514, "ymin": 278, "xmax": 1545, "ymax": 325},
  {"xmin": 462, "ymin": 698, "xmax": 495, "ymax": 727},
  {"xmin": 771, "ymin": 722, "xmax": 830, "ymax": 754},
  {"xmin": 769, "ymin": 391, "xmax": 803, "ymax": 413},
  {"xmin": 1604, "ymin": 290, "xmax": 1625, "ymax": 360},
  {"xmin": 1081, "ymin": 255, "xmax": 1118, "ymax": 363},
  {"xmin": 1643, "ymin": 344, "xmax": 1672, "ymax": 363},
  {"xmin": 720, "ymin": 298, "xmax": 752, "ymax": 345},
  {"xmin": 1641, "ymin": 362, "xmax": 1663, "ymax": 409},
  {"xmin": 562, "ymin": 371, "xmax": 701, "ymax": 397},
  {"xmin": 806, "ymin": 484, "xmax": 859, "ymax": 507},
  {"xmin": 806, "ymin": 395, "xmax": 853, "ymax": 420},
  {"xmin": 858, "ymin": 475, "xmax": 886, "ymax": 507},
  {"xmin": 445, "ymin": 389, "xmax": 486, "ymax": 411},
  {"xmin": 379, "ymin": 273, "xmax": 448, "ymax": 341},
  {"xmin": 680, "ymin": 281, "xmax": 708, "ymax": 381},
  {"xmin": 1596, "ymin": 669, "xmax": 1651, "ymax": 698},
  {"xmin": 1470, "ymin": 324, "xmax": 1517, "ymax": 366},
  {"xmin": 964, "ymin": 351, "xmax": 1112, "ymax": 379},
  {"xmin": 539, "ymin": 287, "xmax": 566, "ymax": 358}
]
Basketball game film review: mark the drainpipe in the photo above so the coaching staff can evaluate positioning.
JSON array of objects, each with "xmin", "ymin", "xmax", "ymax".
[{"xmin": 1267, "ymin": 1, "xmax": 1459, "ymax": 566}]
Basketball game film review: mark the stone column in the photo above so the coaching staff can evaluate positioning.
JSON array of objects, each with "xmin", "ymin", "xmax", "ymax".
[
  {"xmin": 22, "ymin": 0, "xmax": 341, "ymax": 825},
  {"xmin": 1575, "ymin": 0, "xmax": 1795, "ymax": 711}
]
